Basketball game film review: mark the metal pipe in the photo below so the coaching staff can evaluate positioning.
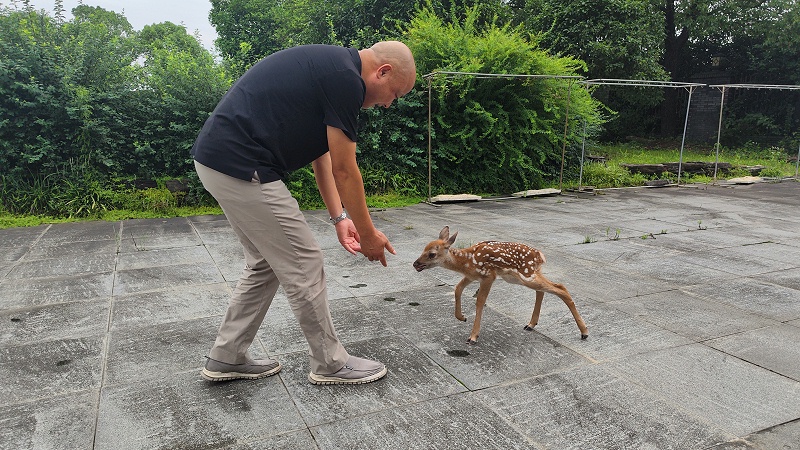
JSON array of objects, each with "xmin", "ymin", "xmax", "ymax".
[
  {"xmin": 796, "ymin": 141, "xmax": 799, "ymax": 178},
  {"xmin": 678, "ymin": 86, "xmax": 696, "ymax": 185},
  {"xmin": 579, "ymin": 118, "xmax": 587, "ymax": 191},
  {"xmin": 713, "ymin": 86, "xmax": 726, "ymax": 182},
  {"xmin": 427, "ymin": 77, "xmax": 432, "ymax": 203},
  {"xmin": 559, "ymin": 80, "xmax": 573, "ymax": 191}
]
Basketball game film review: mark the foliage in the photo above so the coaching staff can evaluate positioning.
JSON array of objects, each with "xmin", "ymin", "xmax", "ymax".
[
  {"xmin": 405, "ymin": 4, "xmax": 604, "ymax": 193},
  {"xmin": 660, "ymin": 0, "xmax": 798, "ymax": 139},
  {"xmin": 0, "ymin": 2, "xmax": 230, "ymax": 217},
  {"xmin": 512, "ymin": 0, "xmax": 667, "ymax": 140},
  {"xmin": 208, "ymin": 0, "xmax": 513, "ymax": 75}
]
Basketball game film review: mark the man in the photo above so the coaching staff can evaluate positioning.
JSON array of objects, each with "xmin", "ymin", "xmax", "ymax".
[{"xmin": 192, "ymin": 41, "xmax": 416, "ymax": 385}]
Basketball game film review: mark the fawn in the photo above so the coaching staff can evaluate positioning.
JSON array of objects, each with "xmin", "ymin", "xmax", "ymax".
[{"xmin": 413, "ymin": 226, "xmax": 588, "ymax": 345}]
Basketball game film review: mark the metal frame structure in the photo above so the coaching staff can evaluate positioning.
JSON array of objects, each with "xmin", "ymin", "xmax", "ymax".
[
  {"xmin": 708, "ymin": 83, "xmax": 800, "ymax": 180},
  {"xmin": 422, "ymin": 71, "xmax": 583, "ymax": 202},
  {"xmin": 579, "ymin": 79, "xmax": 706, "ymax": 188}
]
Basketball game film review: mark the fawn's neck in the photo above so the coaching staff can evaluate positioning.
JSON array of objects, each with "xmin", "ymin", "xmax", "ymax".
[{"xmin": 444, "ymin": 247, "xmax": 476, "ymax": 273}]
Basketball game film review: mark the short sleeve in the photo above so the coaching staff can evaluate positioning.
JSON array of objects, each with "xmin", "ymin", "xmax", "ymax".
[{"xmin": 318, "ymin": 69, "xmax": 365, "ymax": 142}]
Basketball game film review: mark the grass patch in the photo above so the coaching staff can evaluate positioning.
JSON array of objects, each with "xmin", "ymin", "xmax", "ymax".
[{"xmin": 564, "ymin": 141, "xmax": 798, "ymax": 189}]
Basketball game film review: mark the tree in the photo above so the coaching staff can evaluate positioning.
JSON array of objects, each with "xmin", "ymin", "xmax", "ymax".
[
  {"xmin": 130, "ymin": 22, "xmax": 231, "ymax": 177},
  {"xmin": 659, "ymin": 0, "xmax": 796, "ymax": 138},
  {"xmin": 1, "ymin": 2, "xmax": 231, "ymax": 216},
  {"xmin": 512, "ymin": 0, "xmax": 667, "ymax": 139},
  {"xmin": 0, "ymin": 5, "xmax": 72, "ymax": 178}
]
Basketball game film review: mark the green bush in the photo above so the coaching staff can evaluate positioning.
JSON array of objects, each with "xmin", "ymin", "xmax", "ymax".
[{"xmin": 404, "ymin": 4, "xmax": 604, "ymax": 195}]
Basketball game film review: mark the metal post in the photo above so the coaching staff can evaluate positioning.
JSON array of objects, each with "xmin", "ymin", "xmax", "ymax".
[
  {"xmin": 677, "ymin": 85, "xmax": 695, "ymax": 185},
  {"xmin": 579, "ymin": 118, "xmax": 587, "ymax": 191},
  {"xmin": 795, "ymin": 142, "xmax": 800, "ymax": 178},
  {"xmin": 427, "ymin": 76, "xmax": 432, "ymax": 203},
  {"xmin": 713, "ymin": 86, "xmax": 726, "ymax": 182},
  {"xmin": 559, "ymin": 80, "xmax": 573, "ymax": 192}
]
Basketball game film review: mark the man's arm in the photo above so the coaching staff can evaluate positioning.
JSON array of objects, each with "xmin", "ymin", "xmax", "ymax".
[
  {"xmin": 311, "ymin": 152, "xmax": 360, "ymax": 255},
  {"xmin": 326, "ymin": 125, "xmax": 395, "ymax": 266}
]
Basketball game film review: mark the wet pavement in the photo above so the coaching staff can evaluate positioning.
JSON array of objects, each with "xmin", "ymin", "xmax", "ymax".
[{"xmin": 1, "ymin": 180, "xmax": 800, "ymax": 449}]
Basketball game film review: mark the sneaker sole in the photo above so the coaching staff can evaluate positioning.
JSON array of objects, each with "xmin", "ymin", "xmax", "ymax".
[
  {"xmin": 201, "ymin": 364, "xmax": 282, "ymax": 381},
  {"xmin": 308, "ymin": 366, "xmax": 387, "ymax": 385}
]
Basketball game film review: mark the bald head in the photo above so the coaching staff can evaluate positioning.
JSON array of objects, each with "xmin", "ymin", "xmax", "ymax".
[
  {"xmin": 369, "ymin": 41, "xmax": 416, "ymax": 91},
  {"xmin": 358, "ymin": 41, "xmax": 417, "ymax": 109}
]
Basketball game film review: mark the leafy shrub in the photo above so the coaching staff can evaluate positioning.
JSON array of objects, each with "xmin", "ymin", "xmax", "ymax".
[{"xmin": 404, "ymin": 4, "xmax": 604, "ymax": 195}]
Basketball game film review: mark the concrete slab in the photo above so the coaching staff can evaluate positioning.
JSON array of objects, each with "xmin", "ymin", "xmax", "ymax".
[
  {"xmin": 607, "ymin": 289, "xmax": 780, "ymax": 341},
  {"xmin": 278, "ymin": 336, "xmax": 468, "ymax": 427},
  {"xmin": 1, "ymin": 181, "xmax": 800, "ymax": 449},
  {"xmin": 36, "ymin": 221, "xmax": 120, "ymax": 245},
  {"xmin": 0, "ymin": 224, "xmax": 47, "ymax": 248},
  {"xmin": 720, "ymin": 418, "xmax": 800, "ymax": 449},
  {"xmin": 0, "ymin": 336, "xmax": 105, "ymax": 404},
  {"xmin": 0, "ymin": 272, "xmax": 114, "ymax": 309},
  {"xmin": 1, "ymin": 299, "xmax": 110, "ymax": 345},
  {"xmin": 112, "ymin": 262, "xmax": 225, "ymax": 295},
  {"xmin": 608, "ymin": 252, "xmax": 739, "ymax": 287},
  {"xmin": 1, "ymin": 391, "xmax": 97, "ymax": 450},
  {"xmin": 104, "ymin": 316, "xmax": 223, "ymax": 385},
  {"xmin": 311, "ymin": 393, "xmax": 533, "ymax": 449},
  {"xmin": 109, "ymin": 283, "xmax": 230, "ymax": 330},
  {"xmin": 94, "ymin": 371, "xmax": 306, "ymax": 450},
  {"xmin": 230, "ymin": 430, "xmax": 318, "ymax": 449},
  {"xmin": 677, "ymin": 246, "xmax": 797, "ymax": 276},
  {"xmin": 706, "ymin": 324, "xmax": 800, "ymax": 381},
  {"xmin": 759, "ymin": 268, "xmax": 800, "ymax": 292},
  {"xmin": 684, "ymin": 277, "xmax": 800, "ymax": 322},
  {"xmin": 24, "ymin": 238, "xmax": 119, "ymax": 260},
  {"xmin": 115, "ymin": 245, "xmax": 214, "ymax": 271},
  {"xmin": 8, "ymin": 253, "xmax": 116, "ymax": 279},
  {"xmin": 475, "ymin": 364, "xmax": 734, "ymax": 449},
  {"xmin": 359, "ymin": 287, "xmax": 591, "ymax": 390},
  {"xmin": 512, "ymin": 297, "xmax": 694, "ymax": 362},
  {"xmin": 607, "ymin": 344, "xmax": 800, "ymax": 436}
]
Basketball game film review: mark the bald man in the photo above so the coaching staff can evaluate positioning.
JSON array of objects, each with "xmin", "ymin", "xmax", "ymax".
[{"xmin": 191, "ymin": 41, "xmax": 416, "ymax": 385}]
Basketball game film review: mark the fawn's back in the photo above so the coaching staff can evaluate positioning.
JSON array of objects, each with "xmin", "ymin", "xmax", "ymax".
[{"xmin": 454, "ymin": 241, "xmax": 547, "ymax": 283}]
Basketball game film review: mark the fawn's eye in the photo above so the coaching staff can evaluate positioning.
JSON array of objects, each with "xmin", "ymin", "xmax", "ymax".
[{"xmin": 428, "ymin": 252, "xmax": 436, "ymax": 259}]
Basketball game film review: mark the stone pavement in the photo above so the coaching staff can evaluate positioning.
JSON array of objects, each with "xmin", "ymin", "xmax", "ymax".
[{"xmin": 2, "ymin": 181, "xmax": 800, "ymax": 450}]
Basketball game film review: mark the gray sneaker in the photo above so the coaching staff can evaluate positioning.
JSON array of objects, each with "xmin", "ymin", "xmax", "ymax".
[
  {"xmin": 202, "ymin": 357, "xmax": 281, "ymax": 381},
  {"xmin": 308, "ymin": 356, "xmax": 387, "ymax": 385}
]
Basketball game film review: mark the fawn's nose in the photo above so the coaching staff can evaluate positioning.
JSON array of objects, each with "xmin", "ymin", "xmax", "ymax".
[{"xmin": 412, "ymin": 260, "xmax": 425, "ymax": 272}]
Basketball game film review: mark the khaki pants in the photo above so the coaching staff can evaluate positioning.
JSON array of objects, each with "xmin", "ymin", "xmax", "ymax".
[{"xmin": 195, "ymin": 161, "xmax": 349, "ymax": 374}]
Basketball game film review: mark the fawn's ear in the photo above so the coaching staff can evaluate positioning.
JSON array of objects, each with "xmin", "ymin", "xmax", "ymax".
[
  {"xmin": 438, "ymin": 226, "xmax": 450, "ymax": 241},
  {"xmin": 447, "ymin": 231, "xmax": 458, "ymax": 247}
]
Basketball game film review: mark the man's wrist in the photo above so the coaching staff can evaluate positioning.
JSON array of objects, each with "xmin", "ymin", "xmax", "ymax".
[{"xmin": 330, "ymin": 210, "xmax": 347, "ymax": 225}]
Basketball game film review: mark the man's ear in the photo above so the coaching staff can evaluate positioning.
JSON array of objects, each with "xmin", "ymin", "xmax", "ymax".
[{"xmin": 378, "ymin": 64, "xmax": 392, "ymax": 78}]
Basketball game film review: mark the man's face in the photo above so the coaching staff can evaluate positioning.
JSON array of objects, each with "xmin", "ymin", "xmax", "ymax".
[{"xmin": 363, "ymin": 67, "xmax": 414, "ymax": 109}]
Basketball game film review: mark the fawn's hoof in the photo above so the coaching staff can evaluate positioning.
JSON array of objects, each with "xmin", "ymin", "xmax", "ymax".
[
  {"xmin": 457, "ymin": 317, "xmax": 467, "ymax": 322},
  {"xmin": 581, "ymin": 334, "xmax": 588, "ymax": 340},
  {"xmin": 523, "ymin": 324, "xmax": 536, "ymax": 331},
  {"xmin": 466, "ymin": 338, "xmax": 478, "ymax": 345}
]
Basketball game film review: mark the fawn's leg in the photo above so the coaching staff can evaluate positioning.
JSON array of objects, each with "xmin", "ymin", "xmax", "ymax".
[
  {"xmin": 453, "ymin": 277, "xmax": 471, "ymax": 322},
  {"xmin": 524, "ymin": 290, "xmax": 545, "ymax": 331},
  {"xmin": 467, "ymin": 277, "xmax": 494, "ymax": 344},
  {"xmin": 528, "ymin": 274, "xmax": 588, "ymax": 339}
]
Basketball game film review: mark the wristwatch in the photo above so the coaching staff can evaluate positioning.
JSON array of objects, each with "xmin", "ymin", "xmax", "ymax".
[{"xmin": 330, "ymin": 211, "xmax": 347, "ymax": 225}]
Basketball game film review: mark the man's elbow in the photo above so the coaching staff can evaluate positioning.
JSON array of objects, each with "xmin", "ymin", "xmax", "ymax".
[{"xmin": 331, "ymin": 164, "xmax": 360, "ymax": 185}]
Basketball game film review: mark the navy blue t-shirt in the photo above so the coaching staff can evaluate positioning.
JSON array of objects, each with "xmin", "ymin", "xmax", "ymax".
[{"xmin": 191, "ymin": 45, "xmax": 364, "ymax": 183}]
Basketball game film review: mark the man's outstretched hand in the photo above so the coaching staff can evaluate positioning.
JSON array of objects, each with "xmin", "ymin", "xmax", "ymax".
[
  {"xmin": 335, "ymin": 219, "xmax": 361, "ymax": 255},
  {"xmin": 335, "ymin": 219, "xmax": 395, "ymax": 266}
]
